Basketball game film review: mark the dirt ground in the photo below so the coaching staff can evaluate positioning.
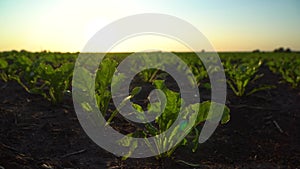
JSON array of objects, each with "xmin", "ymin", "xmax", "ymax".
[{"xmin": 0, "ymin": 65, "xmax": 299, "ymax": 169}]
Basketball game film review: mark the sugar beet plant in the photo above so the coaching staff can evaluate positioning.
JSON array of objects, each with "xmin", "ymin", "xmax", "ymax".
[
  {"xmin": 74, "ymin": 56, "xmax": 230, "ymax": 160},
  {"xmin": 177, "ymin": 56, "xmax": 208, "ymax": 87},
  {"xmin": 0, "ymin": 51, "xmax": 75, "ymax": 104},
  {"xmin": 94, "ymin": 66, "xmax": 229, "ymax": 160},
  {"xmin": 117, "ymin": 80, "xmax": 230, "ymax": 159},
  {"xmin": 0, "ymin": 58, "xmax": 8, "ymax": 82},
  {"xmin": 73, "ymin": 57, "xmax": 126, "ymax": 118},
  {"xmin": 224, "ymin": 58, "xmax": 274, "ymax": 96},
  {"xmin": 267, "ymin": 54, "xmax": 300, "ymax": 88}
]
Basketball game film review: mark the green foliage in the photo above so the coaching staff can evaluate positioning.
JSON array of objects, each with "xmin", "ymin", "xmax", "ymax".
[
  {"xmin": 0, "ymin": 58, "xmax": 8, "ymax": 82},
  {"xmin": 267, "ymin": 54, "xmax": 300, "ymax": 88},
  {"xmin": 175, "ymin": 53, "xmax": 213, "ymax": 88},
  {"xmin": 224, "ymin": 58, "xmax": 274, "ymax": 96},
  {"xmin": 0, "ymin": 51, "xmax": 76, "ymax": 104},
  {"xmin": 6, "ymin": 54, "xmax": 37, "ymax": 91},
  {"xmin": 34, "ymin": 62, "xmax": 74, "ymax": 103},
  {"xmin": 5, "ymin": 51, "xmax": 300, "ymax": 161},
  {"xmin": 95, "ymin": 58, "xmax": 124, "ymax": 117},
  {"xmin": 136, "ymin": 53, "xmax": 167, "ymax": 83},
  {"xmin": 15, "ymin": 59, "xmax": 74, "ymax": 104},
  {"xmin": 119, "ymin": 80, "xmax": 230, "ymax": 159},
  {"xmin": 177, "ymin": 56, "xmax": 208, "ymax": 87},
  {"xmin": 139, "ymin": 68, "xmax": 161, "ymax": 83}
]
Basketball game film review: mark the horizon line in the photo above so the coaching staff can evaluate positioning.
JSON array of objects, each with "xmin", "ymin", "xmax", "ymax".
[{"xmin": 1, "ymin": 49, "xmax": 300, "ymax": 53}]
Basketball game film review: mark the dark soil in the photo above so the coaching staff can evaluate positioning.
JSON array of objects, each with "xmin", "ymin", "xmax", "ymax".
[{"xmin": 0, "ymin": 65, "xmax": 300, "ymax": 169}]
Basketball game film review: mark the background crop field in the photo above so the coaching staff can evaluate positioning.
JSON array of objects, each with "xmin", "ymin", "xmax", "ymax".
[{"xmin": 0, "ymin": 51, "xmax": 299, "ymax": 168}]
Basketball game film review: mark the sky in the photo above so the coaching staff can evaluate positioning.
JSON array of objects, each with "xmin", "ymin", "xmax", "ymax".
[{"xmin": 0, "ymin": 0, "xmax": 299, "ymax": 52}]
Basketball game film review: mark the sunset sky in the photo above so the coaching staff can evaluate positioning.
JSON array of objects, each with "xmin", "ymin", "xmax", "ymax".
[{"xmin": 1, "ymin": 0, "xmax": 299, "ymax": 52}]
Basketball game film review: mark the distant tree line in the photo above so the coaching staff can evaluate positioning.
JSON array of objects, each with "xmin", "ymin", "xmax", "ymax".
[
  {"xmin": 252, "ymin": 47, "xmax": 292, "ymax": 53},
  {"xmin": 273, "ymin": 47, "xmax": 291, "ymax": 53}
]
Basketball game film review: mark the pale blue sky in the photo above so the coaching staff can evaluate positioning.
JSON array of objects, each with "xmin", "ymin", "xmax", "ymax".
[{"xmin": 0, "ymin": 0, "xmax": 299, "ymax": 52}]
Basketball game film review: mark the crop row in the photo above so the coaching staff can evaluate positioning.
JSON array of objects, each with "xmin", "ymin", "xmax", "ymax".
[
  {"xmin": 1, "ymin": 51, "xmax": 299, "ymax": 104},
  {"xmin": 0, "ymin": 51, "xmax": 299, "ymax": 159}
]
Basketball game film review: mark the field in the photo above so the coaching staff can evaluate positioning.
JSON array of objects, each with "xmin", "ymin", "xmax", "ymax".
[{"xmin": 0, "ymin": 51, "xmax": 299, "ymax": 168}]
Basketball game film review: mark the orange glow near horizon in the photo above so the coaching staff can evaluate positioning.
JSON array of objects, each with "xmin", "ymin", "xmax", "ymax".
[{"xmin": 1, "ymin": 0, "xmax": 299, "ymax": 52}]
